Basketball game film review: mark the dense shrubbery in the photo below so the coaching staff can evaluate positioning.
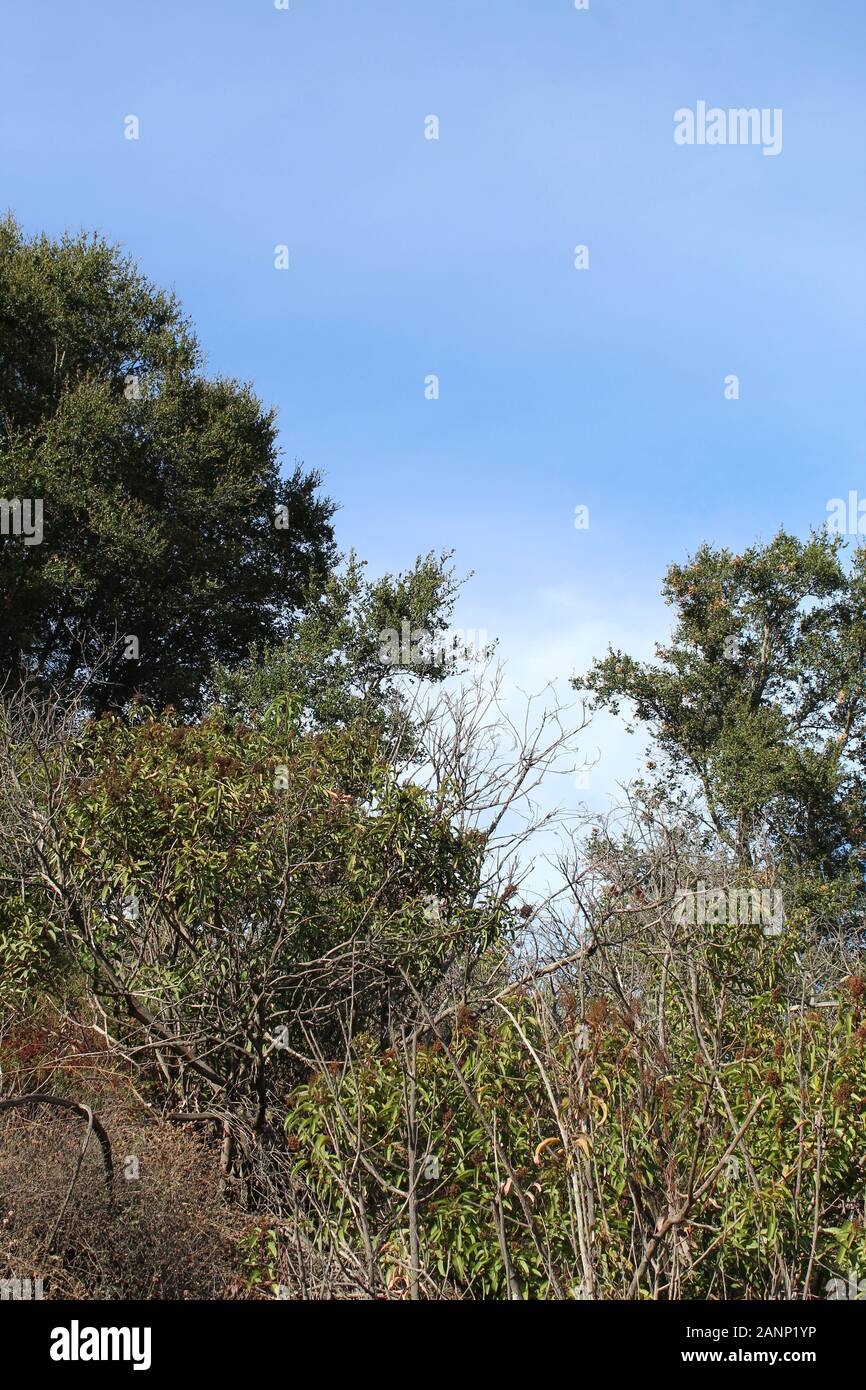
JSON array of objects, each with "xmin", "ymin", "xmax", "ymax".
[
  {"xmin": 1, "ymin": 223, "xmax": 864, "ymax": 1300},
  {"xmin": 245, "ymin": 942, "xmax": 866, "ymax": 1300},
  {"xmin": 2, "ymin": 583, "xmax": 864, "ymax": 1300}
]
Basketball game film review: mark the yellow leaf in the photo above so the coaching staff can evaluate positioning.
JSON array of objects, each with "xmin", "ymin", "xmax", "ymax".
[
  {"xmin": 590, "ymin": 1094, "xmax": 609, "ymax": 1126},
  {"xmin": 533, "ymin": 1136, "xmax": 562, "ymax": 1164}
]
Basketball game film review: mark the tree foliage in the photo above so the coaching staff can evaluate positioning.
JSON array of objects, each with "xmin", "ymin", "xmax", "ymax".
[
  {"xmin": 574, "ymin": 530, "xmax": 866, "ymax": 913},
  {"xmin": 2, "ymin": 219, "xmax": 864, "ymax": 1301},
  {"xmin": 0, "ymin": 215, "xmax": 336, "ymax": 713},
  {"xmin": 210, "ymin": 548, "xmax": 468, "ymax": 734}
]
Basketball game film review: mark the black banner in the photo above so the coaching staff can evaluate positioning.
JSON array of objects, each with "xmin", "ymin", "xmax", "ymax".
[{"xmin": 2, "ymin": 1297, "xmax": 858, "ymax": 1377}]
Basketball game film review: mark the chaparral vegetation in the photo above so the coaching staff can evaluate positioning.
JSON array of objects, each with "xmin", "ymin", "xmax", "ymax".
[{"xmin": 1, "ymin": 224, "xmax": 864, "ymax": 1300}]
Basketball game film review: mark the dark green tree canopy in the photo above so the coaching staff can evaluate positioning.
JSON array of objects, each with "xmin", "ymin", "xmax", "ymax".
[{"xmin": 0, "ymin": 215, "xmax": 336, "ymax": 713}]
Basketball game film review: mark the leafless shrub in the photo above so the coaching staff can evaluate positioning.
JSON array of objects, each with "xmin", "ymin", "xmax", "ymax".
[{"xmin": 0, "ymin": 1098, "xmax": 255, "ymax": 1299}]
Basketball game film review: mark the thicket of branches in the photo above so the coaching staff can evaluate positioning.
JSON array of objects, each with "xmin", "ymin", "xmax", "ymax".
[
  {"xmin": 2, "ymin": 640, "xmax": 864, "ymax": 1300},
  {"xmin": 2, "ymin": 224, "xmax": 864, "ymax": 1301}
]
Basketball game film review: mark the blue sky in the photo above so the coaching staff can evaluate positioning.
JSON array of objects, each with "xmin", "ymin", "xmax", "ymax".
[{"xmin": 3, "ymin": 0, "xmax": 865, "ymax": 808}]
